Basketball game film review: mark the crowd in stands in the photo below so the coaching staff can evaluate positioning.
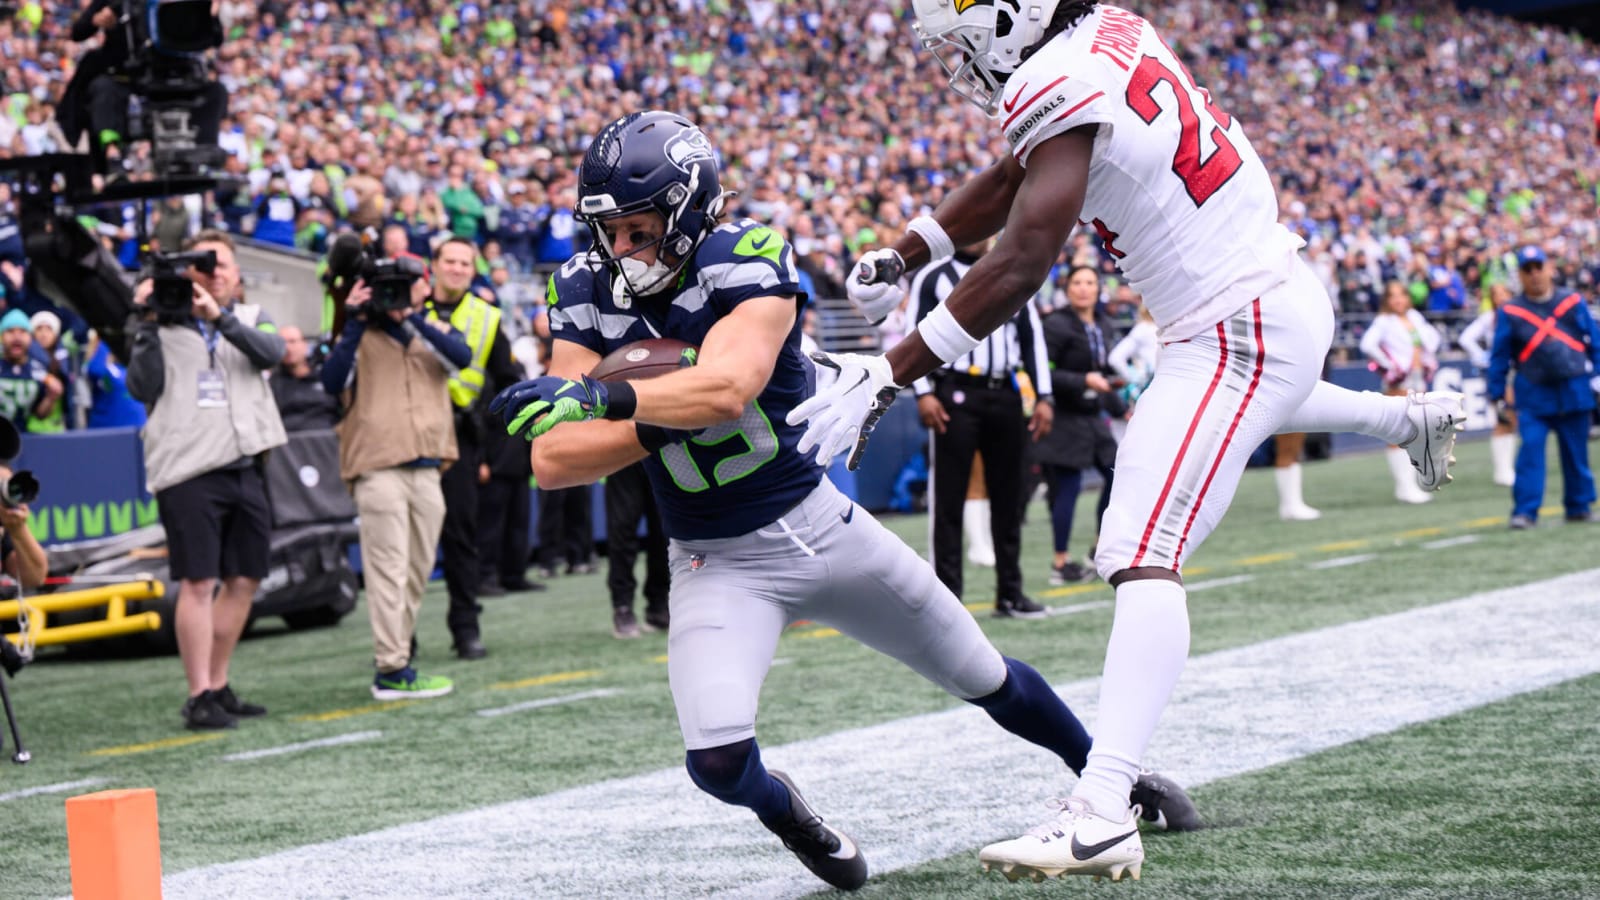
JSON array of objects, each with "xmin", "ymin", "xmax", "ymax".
[{"xmin": 0, "ymin": 0, "xmax": 1598, "ymax": 434}]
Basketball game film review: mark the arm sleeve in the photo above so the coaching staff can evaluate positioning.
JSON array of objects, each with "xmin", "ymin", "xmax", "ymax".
[
  {"xmin": 124, "ymin": 319, "xmax": 165, "ymax": 403},
  {"xmin": 1458, "ymin": 312, "xmax": 1492, "ymax": 367},
  {"xmin": 1578, "ymin": 300, "xmax": 1600, "ymax": 372},
  {"xmin": 320, "ymin": 319, "xmax": 367, "ymax": 394},
  {"xmin": 1107, "ymin": 331, "xmax": 1140, "ymax": 383},
  {"xmin": 1359, "ymin": 318, "xmax": 1392, "ymax": 368},
  {"xmin": 1414, "ymin": 312, "xmax": 1442, "ymax": 355},
  {"xmin": 908, "ymin": 264, "xmax": 943, "ymax": 397},
  {"xmin": 71, "ymin": 0, "xmax": 107, "ymax": 41},
  {"xmin": 1486, "ymin": 309, "xmax": 1513, "ymax": 401},
  {"xmin": 1025, "ymin": 303, "xmax": 1052, "ymax": 398},
  {"xmin": 217, "ymin": 309, "xmax": 286, "ymax": 370},
  {"xmin": 484, "ymin": 328, "xmax": 521, "ymax": 391}
]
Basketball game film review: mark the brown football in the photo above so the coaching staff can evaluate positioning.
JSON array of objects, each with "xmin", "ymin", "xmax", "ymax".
[{"xmin": 589, "ymin": 338, "xmax": 698, "ymax": 382}]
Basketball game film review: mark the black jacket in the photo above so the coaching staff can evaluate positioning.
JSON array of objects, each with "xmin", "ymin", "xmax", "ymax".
[{"xmin": 1032, "ymin": 308, "xmax": 1125, "ymax": 470}]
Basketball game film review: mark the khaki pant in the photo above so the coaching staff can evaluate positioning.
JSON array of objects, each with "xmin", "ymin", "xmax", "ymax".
[{"xmin": 353, "ymin": 466, "xmax": 446, "ymax": 672}]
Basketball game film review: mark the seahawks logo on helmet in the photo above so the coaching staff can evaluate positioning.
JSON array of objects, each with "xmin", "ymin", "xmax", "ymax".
[{"xmin": 664, "ymin": 129, "xmax": 715, "ymax": 174}]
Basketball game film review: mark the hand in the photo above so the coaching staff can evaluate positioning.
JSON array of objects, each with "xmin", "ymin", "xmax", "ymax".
[
  {"xmin": 1591, "ymin": 375, "xmax": 1600, "ymax": 394},
  {"xmin": 786, "ymin": 351, "xmax": 900, "ymax": 470},
  {"xmin": 132, "ymin": 278, "xmax": 154, "ymax": 307},
  {"xmin": 489, "ymin": 374, "xmax": 611, "ymax": 441},
  {"xmin": 93, "ymin": 6, "xmax": 117, "ymax": 29},
  {"xmin": 1085, "ymin": 371, "xmax": 1112, "ymax": 393},
  {"xmin": 478, "ymin": 463, "xmax": 491, "ymax": 485},
  {"xmin": 43, "ymin": 373, "xmax": 63, "ymax": 399},
  {"xmin": 0, "ymin": 502, "xmax": 28, "ymax": 533},
  {"xmin": 846, "ymin": 248, "xmax": 906, "ymax": 325},
  {"xmin": 0, "ymin": 259, "xmax": 22, "ymax": 288},
  {"xmin": 916, "ymin": 393, "xmax": 950, "ymax": 434},
  {"xmin": 191, "ymin": 283, "xmax": 221, "ymax": 322},
  {"xmin": 1029, "ymin": 400, "xmax": 1054, "ymax": 442}
]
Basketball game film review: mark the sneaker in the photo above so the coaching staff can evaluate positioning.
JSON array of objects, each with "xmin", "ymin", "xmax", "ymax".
[
  {"xmin": 979, "ymin": 797, "xmax": 1143, "ymax": 883},
  {"xmin": 535, "ymin": 565, "xmax": 558, "ymax": 580},
  {"xmin": 643, "ymin": 606, "xmax": 670, "ymax": 633},
  {"xmin": 477, "ymin": 578, "xmax": 508, "ymax": 598},
  {"xmin": 1129, "ymin": 769, "xmax": 1201, "ymax": 832},
  {"xmin": 371, "ymin": 667, "xmax": 454, "ymax": 700},
  {"xmin": 994, "ymin": 595, "xmax": 1049, "ymax": 620},
  {"xmin": 213, "ymin": 684, "xmax": 266, "ymax": 718},
  {"xmin": 762, "ymin": 770, "xmax": 868, "ymax": 891},
  {"xmin": 612, "ymin": 607, "xmax": 641, "ymax": 639},
  {"xmin": 568, "ymin": 561, "xmax": 596, "ymax": 576},
  {"xmin": 1509, "ymin": 514, "xmax": 1536, "ymax": 530},
  {"xmin": 1400, "ymin": 392, "xmax": 1465, "ymax": 491},
  {"xmin": 1565, "ymin": 511, "xmax": 1597, "ymax": 523},
  {"xmin": 1048, "ymin": 561, "xmax": 1094, "ymax": 587},
  {"xmin": 181, "ymin": 691, "xmax": 238, "ymax": 730}
]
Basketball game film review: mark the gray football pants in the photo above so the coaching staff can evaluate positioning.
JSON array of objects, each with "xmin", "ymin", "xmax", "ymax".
[{"xmin": 667, "ymin": 477, "xmax": 1008, "ymax": 750}]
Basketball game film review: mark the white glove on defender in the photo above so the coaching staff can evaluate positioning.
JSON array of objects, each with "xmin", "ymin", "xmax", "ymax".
[
  {"xmin": 788, "ymin": 351, "xmax": 901, "ymax": 470},
  {"xmin": 847, "ymin": 248, "xmax": 907, "ymax": 325}
]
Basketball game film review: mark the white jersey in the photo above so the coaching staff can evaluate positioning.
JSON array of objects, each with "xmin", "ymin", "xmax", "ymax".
[
  {"xmin": 999, "ymin": 6, "xmax": 1304, "ymax": 341},
  {"xmin": 1458, "ymin": 309, "xmax": 1495, "ymax": 369},
  {"xmin": 1359, "ymin": 310, "xmax": 1441, "ymax": 377}
]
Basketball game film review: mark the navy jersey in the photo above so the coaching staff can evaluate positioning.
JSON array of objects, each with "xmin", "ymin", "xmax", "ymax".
[{"xmin": 547, "ymin": 218, "xmax": 821, "ymax": 539}]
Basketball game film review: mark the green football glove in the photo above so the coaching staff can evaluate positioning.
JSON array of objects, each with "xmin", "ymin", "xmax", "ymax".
[{"xmin": 489, "ymin": 375, "xmax": 612, "ymax": 440}]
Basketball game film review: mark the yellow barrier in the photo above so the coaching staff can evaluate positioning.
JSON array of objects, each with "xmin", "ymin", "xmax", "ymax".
[{"xmin": 1, "ymin": 580, "xmax": 165, "ymax": 649}]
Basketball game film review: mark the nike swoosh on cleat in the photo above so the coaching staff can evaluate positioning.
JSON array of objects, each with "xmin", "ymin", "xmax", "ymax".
[
  {"xmin": 1070, "ymin": 829, "xmax": 1138, "ymax": 861},
  {"xmin": 829, "ymin": 832, "xmax": 859, "ymax": 860}
]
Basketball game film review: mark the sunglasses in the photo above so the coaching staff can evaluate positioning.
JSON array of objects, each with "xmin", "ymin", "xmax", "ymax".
[{"xmin": 1519, "ymin": 262, "xmax": 1545, "ymax": 272}]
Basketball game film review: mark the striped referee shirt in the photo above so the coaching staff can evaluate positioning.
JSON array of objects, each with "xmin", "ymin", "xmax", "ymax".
[{"xmin": 907, "ymin": 253, "xmax": 1052, "ymax": 400}]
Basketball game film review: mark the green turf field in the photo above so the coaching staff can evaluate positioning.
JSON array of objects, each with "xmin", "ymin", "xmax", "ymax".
[{"xmin": 3, "ymin": 437, "xmax": 1599, "ymax": 898}]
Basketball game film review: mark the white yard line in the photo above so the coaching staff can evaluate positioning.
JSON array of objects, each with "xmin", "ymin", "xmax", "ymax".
[
  {"xmin": 0, "ymin": 777, "xmax": 107, "ymax": 804},
  {"xmin": 474, "ymin": 688, "xmax": 620, "ymax": 718},
  {"xmin": 1421, "ymin": 534, "xmax": 1482, "ymax": 550},
  {"xmin": 164, "ymin": 570, "xmax": 1600, "ymax": 900},
  {"xmin": 1045, "ymin": 599, "xmax": 1111, "ymax": 617},
  {"xmin": 1185, "ymin": 574, "xmax": 1255, "ymax": 591},
  {"xmin": 221, "ymin": 731, "xmax": 383, "ymax": 763},
  {"xmin": 1308, "ymin": 553, "xmax": 1379, "ymax": 570}
]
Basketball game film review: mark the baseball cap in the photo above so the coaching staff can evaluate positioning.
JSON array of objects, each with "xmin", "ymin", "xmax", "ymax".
[
  {"xmin": 1, "ymin": 309, "xmax": 32, "ymax": 333},
  {"xmin": 1517, "ymin": 245, "xmax": 1546, "ymax": 267}
]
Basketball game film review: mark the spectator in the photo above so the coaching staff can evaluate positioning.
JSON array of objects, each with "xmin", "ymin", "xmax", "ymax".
[
  {"xmin": 320, "ymin": 268, "xmax": 470, "ymax": 701},
  {"xmin": 1458, "ymin": 282, "xmax": 1517, "ymax": 486},
  {"xmin": 270, "ymin": 325, "xmax": 339, "ymax": 431},
  {"xmin": 1488, "ymin": 245, "xmax": 1600, "ymax": 529},
  {"xmin": 125, "ymin": 230, "xmax": 286, "ymax": 731},
  {"xmin": 0, "ymin": 309, "xmax": 61, "ymax": 434},
  {"xmin": 81, "ymin": 330, "xmax": 145, "ymax": 429},
  {"xmin": 253, "ymin": 174, "xmax": 301, "ymax": 248},
  {"xmin": 27, "ymin": 310, "xmax": 73, "ymax": 433},
  {"xmin": 475, "ymin": 405, "xmax": 541, "ymax": 597}
]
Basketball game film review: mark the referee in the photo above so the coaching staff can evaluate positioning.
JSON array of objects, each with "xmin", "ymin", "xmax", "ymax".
[{"xmin": 910, "ymin": 240, "xmax": 1054, "ymax": 619}]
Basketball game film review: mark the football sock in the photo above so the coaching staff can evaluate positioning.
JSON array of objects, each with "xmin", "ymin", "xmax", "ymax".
[
  {"xmin": 1278, "ymin": 381, "xmax": 1413, "ymax": 445},
  {"xmin": 686, "ymin": 738, "xmax": 792, "ymax": 824},
  {"xmin": 1072, "ymin": 578, "xmax": 1189, "ymax": 818},
  {"xmin": 967, "ymin": 656, "xmax": 1092, "ymax": 773}
]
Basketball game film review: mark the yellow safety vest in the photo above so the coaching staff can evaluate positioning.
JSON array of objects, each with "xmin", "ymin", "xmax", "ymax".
[{"xmin": 426, "ymin": 294, "xmax": 502, "ymax": 409}]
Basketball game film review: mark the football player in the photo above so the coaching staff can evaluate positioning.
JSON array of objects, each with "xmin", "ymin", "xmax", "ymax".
[
  {"xmin": 491, "ymin": 111, "xmax": 1196, "ymax": 893},
  {"xmin": 791, "ymin": 0, "xmax": 1467, "ymax": 883}
]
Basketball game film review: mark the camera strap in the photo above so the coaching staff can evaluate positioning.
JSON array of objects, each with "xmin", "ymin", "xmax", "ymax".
[{"xmin": 198, "ymin": 318, "xmax": 222, "ymax": 368}]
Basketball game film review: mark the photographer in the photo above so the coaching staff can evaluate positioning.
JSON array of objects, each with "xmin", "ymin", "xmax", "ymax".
[
  {"xmin": 423, "ymin": 237, "xmax": 520, "ymax": 660},
  {"xmin": 0, "ymin": 430, "xmax": 48, "ymax": 590},
  {"xmin": 126, "ymin": 229, "xmax": 286, "ymax": 730},
  {"xmin": 320, "ymin": 266, "xmax": 471, "ymax": 700}
]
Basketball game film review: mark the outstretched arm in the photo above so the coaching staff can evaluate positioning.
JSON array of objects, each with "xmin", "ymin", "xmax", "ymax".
[
  {"xmin": 889, "ymin": 160, "xmax": 1026, "ymax": 271},
  {"xmin": 885, "ymin": 128, "xmax": 1095, "ymax": 386}
]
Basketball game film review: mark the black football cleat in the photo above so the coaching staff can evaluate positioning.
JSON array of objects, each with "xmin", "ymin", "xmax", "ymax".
[
  {"xmin": 1130, "ymin": 769, "xmax": 1201, "ymax": 832},
  {"xmin": 762, "ymin": 770, "xmax": 868, "ymax": 891}
]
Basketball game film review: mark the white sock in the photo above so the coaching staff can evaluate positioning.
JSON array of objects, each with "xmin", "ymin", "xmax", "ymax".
[
  {"xmin": 1491, "ymin": 432, "xmax": 1516, "ymax": 484},
  {"xmin": 1279, "ymin": 382, "xmax": 1414, "ymax": 446},
  {"xmin": 1386, "ymin": 446, "xmax": 1431, "ymax": 503},
  {"xmin": 964, "ymin": 499, "xmax": 995, "ymax": 566},
  {"xmin": 1072, "ymin": 579, "xmax": 1189, "ymax": 817},
  {"xmin": 1274, "ymin": 463, "xmax": 1320, "ymax": 519}
]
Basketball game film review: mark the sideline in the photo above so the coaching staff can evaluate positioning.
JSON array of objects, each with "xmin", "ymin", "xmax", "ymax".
[{"xmin": 163, "ymin": 569, "xmax": 1600, "ymax": 899}]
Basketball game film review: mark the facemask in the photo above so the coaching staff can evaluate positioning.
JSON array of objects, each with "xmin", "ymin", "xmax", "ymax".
[{"xmin": 612, "ymin": 255, "xmax": 675, "ymax": 304}]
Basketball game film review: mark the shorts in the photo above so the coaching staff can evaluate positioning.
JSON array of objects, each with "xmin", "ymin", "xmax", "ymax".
[{"xmin": 157, "ymin": 464, "xmax": 272, "ymax": 582}]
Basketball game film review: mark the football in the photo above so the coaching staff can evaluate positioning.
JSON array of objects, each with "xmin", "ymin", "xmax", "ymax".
[{"xmin": 589, "ymin": 338, "xmax": 698, "ymax": 382}]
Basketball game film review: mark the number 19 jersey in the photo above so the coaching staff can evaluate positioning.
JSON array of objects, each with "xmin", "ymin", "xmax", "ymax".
[{"xmin": 999, "ymin": 5, "xmax": 1305, "ymax": 342}]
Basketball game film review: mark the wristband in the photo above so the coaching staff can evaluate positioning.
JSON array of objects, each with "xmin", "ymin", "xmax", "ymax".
[
  {"xmin": 907, "ymin": 215, "xmax": 955, "ymax": 262},
  {"xmin": 918, "ymin": 303, "xmax": 981, "ymax": 364},
  {"xmin": 601, "ymin": 380, "xmax": 637, "ymax": 420}
]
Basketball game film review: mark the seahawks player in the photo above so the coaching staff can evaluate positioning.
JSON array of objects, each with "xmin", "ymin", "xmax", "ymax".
[{"xmin": 491, "ymin": 111, "xmax": 1195, "ymax": 892}]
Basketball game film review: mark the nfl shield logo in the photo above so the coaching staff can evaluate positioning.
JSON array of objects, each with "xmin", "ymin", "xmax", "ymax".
[{"xmin": 689, "ymin": 554, "xmax": 707, "ymax": 571}]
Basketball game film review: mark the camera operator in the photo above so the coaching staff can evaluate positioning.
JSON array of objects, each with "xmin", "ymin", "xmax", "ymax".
[
  {"xmin": 126, "ymin": 229, "xmax": 286, "ymax": 730},
  {"xmin": 423, "ymin": 237, "xmax": 520, "ymax": 660},
  {"xmin": 320, "ymin": 267, "xmax": 472, "ymax": 700},
  {"xmin": 59, "ymin": 0, "xmax": 228, "ymax": 173},
  {"xmin": 0, "ymin": 458, "xmax": 48, "ymax": 592}
]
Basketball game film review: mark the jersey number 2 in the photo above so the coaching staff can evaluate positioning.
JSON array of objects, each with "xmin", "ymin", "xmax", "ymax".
[{"xmin": 1126, "ymin": 54, "xmax": 1241, "ymax": 207}]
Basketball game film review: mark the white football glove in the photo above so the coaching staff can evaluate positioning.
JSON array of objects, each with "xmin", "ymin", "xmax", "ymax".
[
  {"xmin": 787, "ymin": 351, "xmax": 901, "ymax": 470},
  {"xmin": 846, "ymin": 248, "xmax": 907, "ymax": 325}
]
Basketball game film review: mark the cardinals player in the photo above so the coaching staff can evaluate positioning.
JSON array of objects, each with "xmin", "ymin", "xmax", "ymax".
[{"xmin": 790, "ymin": 0, "xmax": 1467, "ymax": 882}]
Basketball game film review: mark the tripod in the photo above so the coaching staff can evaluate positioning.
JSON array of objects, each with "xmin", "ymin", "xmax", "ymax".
[{"xmin": 0, "ymin": 641, "xmax": 28, "ymax": 764}]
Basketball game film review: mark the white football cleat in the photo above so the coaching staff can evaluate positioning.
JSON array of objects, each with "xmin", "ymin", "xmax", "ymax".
[
  {"xmin": 1400, "ymin": 391, "xmax": 1466, "ymax": 491},
  {"xmin": 979, "ymin": 797, "xmax": 1143, "ymax": 883}
]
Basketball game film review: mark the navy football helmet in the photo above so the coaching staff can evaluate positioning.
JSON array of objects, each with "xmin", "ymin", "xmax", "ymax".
[{"xmin": 576, "ymin": 111, "xmax": 729, "ymax": 299}]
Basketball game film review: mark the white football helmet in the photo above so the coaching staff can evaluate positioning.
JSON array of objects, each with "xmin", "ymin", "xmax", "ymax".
[{"xmin": 912, "ymin": 0, "xmax": 1060, "ymax": 115}]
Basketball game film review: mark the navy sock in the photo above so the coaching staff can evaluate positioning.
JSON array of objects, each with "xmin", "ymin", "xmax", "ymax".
[
  {"xmin": 685, "ymin": 738, "xmax": 793, "ymax": 824},
  {"xmin": 967, "ymin": 657, "xmax": 1092, "ymax": 774}
]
